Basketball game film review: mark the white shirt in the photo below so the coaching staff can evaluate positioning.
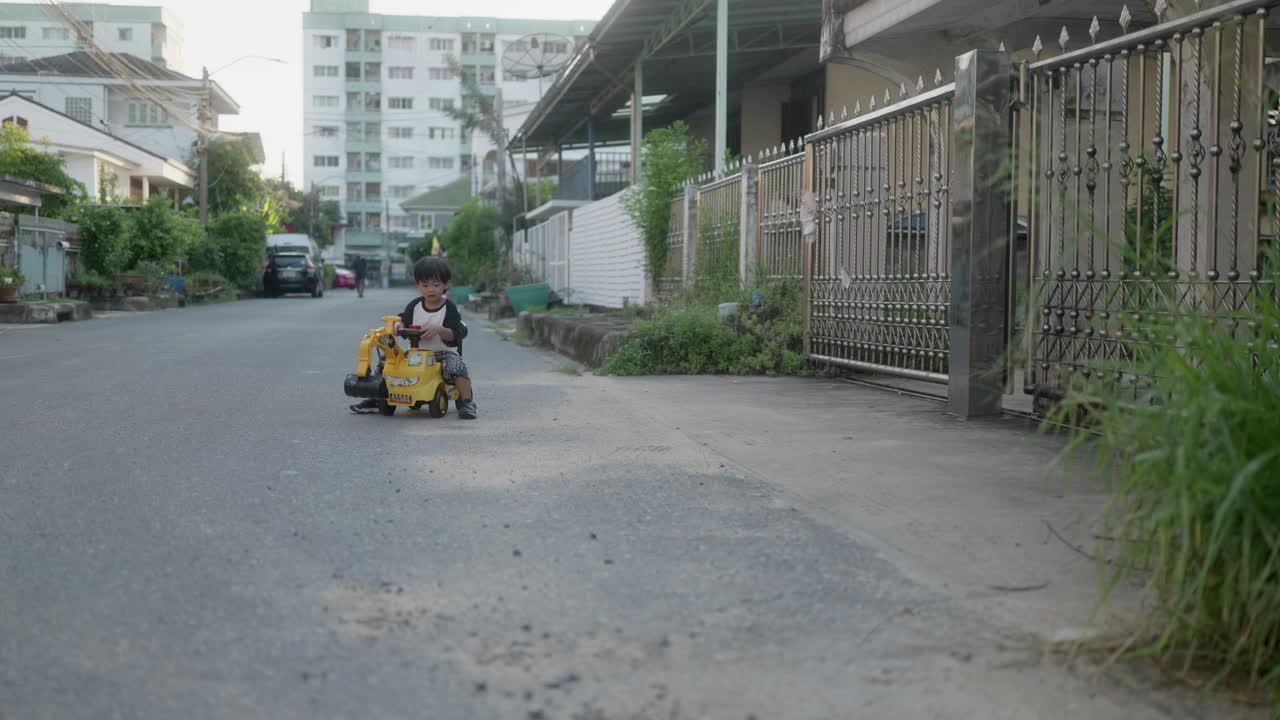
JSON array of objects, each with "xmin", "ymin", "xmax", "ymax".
[{"xmin": 411, "ymin": 300, "xmax": 452, "ymax": 353}]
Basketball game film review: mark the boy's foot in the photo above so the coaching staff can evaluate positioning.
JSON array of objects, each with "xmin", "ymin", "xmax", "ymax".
[
  {"xmin": 456, "ymin": 399, "xmax": 478, "ymax": 419},
  {"xmin": 349, "ymin": 398, "xmax": 380, "ymax": 414}
]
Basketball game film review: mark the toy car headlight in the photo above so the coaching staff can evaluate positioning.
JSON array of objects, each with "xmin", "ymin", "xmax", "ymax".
[{"xmin": 386, "ymin": 376, "xmax": 419, "ymax": 387}]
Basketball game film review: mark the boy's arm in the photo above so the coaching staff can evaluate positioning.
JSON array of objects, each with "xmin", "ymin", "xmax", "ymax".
[
  {"xmin": 440, "ymin": 301, "xmax": 467, "ymax": 347},
  {"xmin": 398, "ymin": 297, "xmax": 420, "ymax": 327}
]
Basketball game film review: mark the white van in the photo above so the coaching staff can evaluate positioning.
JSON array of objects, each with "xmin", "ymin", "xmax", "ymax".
[{"xmin": 266, "ymin": 233, "xmax": 320, "ymax": 261}]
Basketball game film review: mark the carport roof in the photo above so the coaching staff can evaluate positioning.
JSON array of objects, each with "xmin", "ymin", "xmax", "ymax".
[{"xmin": 511, "ymin": 0, "xmax": 824, "ymax": 148}]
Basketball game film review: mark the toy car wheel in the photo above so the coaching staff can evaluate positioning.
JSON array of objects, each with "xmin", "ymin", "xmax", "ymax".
[
  {"xmin": 377, "ymin": 398, "xmax": 397, "ymax": 416},
  {"xmin": 428, "ymin": 386, "xmax": 448, "ymax": 418}
]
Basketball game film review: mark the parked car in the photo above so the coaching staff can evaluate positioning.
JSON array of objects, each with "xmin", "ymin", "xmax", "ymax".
[
  {"xmin": 333, "ymin": 266, "xmax": 357, "ymax": 289},
  {"xmin": 263, "ymin": 253, "xmax": 324, "ymax": 298}
]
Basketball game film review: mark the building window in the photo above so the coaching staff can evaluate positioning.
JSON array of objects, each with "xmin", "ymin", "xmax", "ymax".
[
  {"xmin": 388, "ymin": 66, "xmax": 413, "ymax": 80},
  {"xmin": 479, "ymin": 66, "xmax": 495, "ymax": 84},
  {"xmin": 460, "ymin": 33, "xmax": 477, "ymax": 54},
  {"xmin": 479, "ymin": 35, "xmax": 495, "ymax": 54},
  {"xmin": 127, "ymin": 100, "xmax": 168, "ymax": 126},
  {"xmin": 364, "ymin": 62, "xmax": 380, "ymax": 78},
  {"xmin": 118, "ymin": 27, "xmax": 133, "ymax": 41},
  {"xmin": 43, "ymin": 27, "xmax": 71, "ymax": 41},
  {"xmin": 389, "ymin": 156, "xmax": 414, "ymax": 169},
  {"xmin": 364, "ymin": 121, "xmax": 380, "ymax": 137},
  {"xmin": 365, "ymin": 213, "xmax": 381, "ymax": 230},
  {"xmin": 428, "ymin": 67, "xmax": 453, "ymax": 81},
  {"xmin": 429, "ymin": 38, "xmax": 454, "ymax": 52},
  {"xmin": 365, "ymin": 153, "xmax": 381, "ymax": 172},
  {"xmin": 389, "ymin": 185, "xmax": 415, "ymax": 199},
  {"xmin": 428, "ymin": 157, "xmax": 454, "ymax": 169},
  {"xmin": 388, "ymin": 97, "xmax": 413, "ymax": 110},
  {"xmin": 312, "ymin": 95, "xmax": 339, "ymax": 109},
  {"xmin": 347, "ymin": 152, "xmax": 362, "ymax": 171},
  {"xmin": 346, "ymin": 182, "xmax": 363, "ymax": 201},
  {"xmin": 65, "ymin": 97, "xmax": 92, "ymax": 124},
  {"xmin": 503, "ymin": 70, "xmax": 526, "ymax": 82},
  {"xmin": 503, "ymin": 40, "xmax": 528, "ymax": 54},
  {"xmin": 365, "ymin": 182, "xmax": 380, "ymax": 201},
  {"xmin": 388, "ymin": 126, "xmax": 413, "ymax": 139},
  {"xmin": 347, "ymin": 212, "xmax": 363, "ymax": 230},
  {"xmin": 313, "ymin": 125, "xmax": 339, "ymax": 138},
  {"xmin": 421, "ymin": 213, "xmax": 435, "ymax": 230},
  {"xmin": 364, "ymin": 30, "xmax": 381, "ymax": 52},
  {"xmin": 318, "ymin": 185, "xmax": 340, "ymax": 198},
  {"xmin": 0, "ymin": 27, "xmax": 26, "ymax": 39},
  {"xmin": 313, "ymin": 65, "xmax": 339, "ymax": 77},
  {"xmin": 313, "ymin": 155, "xmax": 339, "ymax": 168},
  {"xmin": 314, "ymin": 34, "xmax": 337, "ymax": 49},
  {"xmin": 346, "ymin": 29, "xmax": 361, "ymax": 51},
  {"xmin": 460, "ymin": 155, "xmax": 473, "ymax": 170},
  {"xmin": 345, "ymin": 61, "xmax": 361, "ymax": 79},
  {"xmin": 427, "ymin": 126, "xmax": 457, "ymax": 140},
  {"xmin": 428, "ymin": 98, "xmax": 454, "ymax": 111},
  {"xmin": 345, "ymin": 92, "xmax": 362, "ymax": 111},
  {"xmin": 346, "ymin": 121, "xmax": 363, "ymax": 140},
  {"xmin": 363, "ymin": 92, "xmax": 380, "ymax": 110},
  {"xmin": 388, "ymin": 35, "xmax": 416, "ymax": 50}
]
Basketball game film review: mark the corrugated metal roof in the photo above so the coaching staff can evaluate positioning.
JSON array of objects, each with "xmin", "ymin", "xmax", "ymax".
[{"xmin": 512, "ymin": 0, "xmax": 823, "ymax": 148}]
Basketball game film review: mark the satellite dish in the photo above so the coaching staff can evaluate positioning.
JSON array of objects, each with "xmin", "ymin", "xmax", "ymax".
[{"xmin": 501, "ymin": 33, "xmax": 576, "ymax": 95}]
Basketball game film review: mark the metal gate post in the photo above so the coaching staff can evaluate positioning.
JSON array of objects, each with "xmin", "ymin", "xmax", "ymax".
[
  {"xmin": 738, "ymin": 161, "xmax": 759, "ymax": 286},
  {"xmin": 948, "ymin": 49, "xmax": 1012, "ymax": 418},
  {"xmin": 682, "ymin": 183, "xmax": 698, "ymax": 288}
]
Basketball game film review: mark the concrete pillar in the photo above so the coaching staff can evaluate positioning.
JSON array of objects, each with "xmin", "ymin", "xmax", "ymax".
[
  {"xmin": 738, "ymin": 162, "xmax": 758, "ymax": 285},
  {"xmin": 631, "ymin": 62, "xmax": 643, "ymax": 182},
  {"xmin": 587, "ymin": 115, "xmax": 597, "ymax": 201},
  {"xmin": 948, "ymin": 49, "xmax": 1012, "ymax": 418},
  {"xmin": 714, "ymin": 0, "xmax": 728, "ymax": 175}
]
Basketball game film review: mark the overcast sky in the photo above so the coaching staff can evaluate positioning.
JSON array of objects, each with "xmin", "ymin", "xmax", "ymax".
[{"xmin": 13, "ymin": 0, "xmax": 612, "ymax": 185}]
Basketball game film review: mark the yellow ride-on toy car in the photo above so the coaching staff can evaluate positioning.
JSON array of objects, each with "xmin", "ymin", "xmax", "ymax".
[{"xmin": 344, "ymin": 315, "xmax": 460, "ymax": 416}]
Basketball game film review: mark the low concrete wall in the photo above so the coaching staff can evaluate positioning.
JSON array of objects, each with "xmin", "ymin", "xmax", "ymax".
[
  {"xmin": 517, "ymin": 311, "xmax": 632, "ymax": 368},
  {"xmin": 0, "ymin": 300, "xmax": 92, "ymax": 324}
]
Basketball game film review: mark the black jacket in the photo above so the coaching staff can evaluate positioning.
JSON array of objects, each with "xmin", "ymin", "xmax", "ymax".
[{"xmin": 399, "ymin": 297, "xmax": 467, "ymax": 350}]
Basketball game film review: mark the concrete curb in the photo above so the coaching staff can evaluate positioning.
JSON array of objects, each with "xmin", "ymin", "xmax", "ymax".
[
  {"xmin": 516, "ymin": 312, "xmax": 633, "ymax": 368},
  {"xmin": 0, "ymin": 300, "xmax": 93, "ymax": 324}
]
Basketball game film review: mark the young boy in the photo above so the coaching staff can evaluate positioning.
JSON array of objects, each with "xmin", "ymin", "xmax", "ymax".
[{"xmin": 350, "ymin": 257, "xmax": 478, "ymax": 419}]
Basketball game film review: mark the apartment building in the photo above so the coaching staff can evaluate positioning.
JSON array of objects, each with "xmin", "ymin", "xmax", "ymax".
[{"xmin": 0, "ymin": 2, "xmax": 183, "ymax": 69}]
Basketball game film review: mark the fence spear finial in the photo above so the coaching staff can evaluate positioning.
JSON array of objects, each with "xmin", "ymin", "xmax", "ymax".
[
  {"xmin": 1119, "ymin": 5, "xmax": 1132, "ymax": 34},
  {"xmin": 884, "ymin": 89, "xmax": 892, "ymax": 105},
  {"xmin": 916, "ymin": 75, "xmax": 924, "ymax": 93},
  {"xmin": 1089, "ymin": 16, "xmax": 1101, "ymax": 43},
  {"xmin": 828, "ymin": 110, "xmax": 835, "ymax": 125},
  {"xmin": 841, "ymin": 105, "xmax": 848, "ymax": 120},
  {"xmin": 899, "ymin": 81, "xmax": 908, "ymax": 98},
  {"xmin": 817, "ymin": 113, "xmax": 824, "ymax": 129},
  {"xmin": 998, "ymin": 41, "xmax": 1006, "ymax": 52},
  {"xmin": 1058, "ymin": 25, "xmax": 1069, "ymax": 50},
  {"xmin": 854, "ymin": 100, "xmax": 861, "ymax": 115},
  {"xmin": 1154, "ymin": 0, "xmax": 1169, "ymax": 21},
  {"xmin": 870, "ymin": 94, "xmax": 876, "ymax": 110},
  {"xmin": 934, "ymin": 68, "xmax": 943, "ymax": 86},
  {"xmin": 1032, "ymin": 34, "xmax": 1044, "ymax": 60}
]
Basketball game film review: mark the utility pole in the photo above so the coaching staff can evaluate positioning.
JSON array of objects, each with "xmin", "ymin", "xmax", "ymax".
[{"xmin": 198, "ymin": 66, "xmax": 210, "ymax": 225}]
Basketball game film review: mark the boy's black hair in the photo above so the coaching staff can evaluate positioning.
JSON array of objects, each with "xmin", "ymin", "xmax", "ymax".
[{"xmin": 413, "ymin": 256, "xmax": 451, "ymax": 285}]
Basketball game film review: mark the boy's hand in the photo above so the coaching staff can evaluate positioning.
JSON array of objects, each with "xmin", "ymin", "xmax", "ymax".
[
  {"xmin": 393, "ymin": 320, "xmax": 404, "ymax": 333},
  {"xmin": 419, "ymin": 325, "xmax": 439, "ymax": 340}
]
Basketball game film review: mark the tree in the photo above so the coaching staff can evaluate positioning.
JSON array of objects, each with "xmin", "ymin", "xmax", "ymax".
[
  {"xmin": 263, "ymin": 178, "xmax": 342, "ymax": 248},
  {"xmin": 77, "ymin": 205, "xmax": 130, "ymax": 276},
  {"xmin": 193, "ymin": 138, "xmax": 265, "ymax": 216},
  {"xmin": 207, "ymin": 211, "xmax": 267, "ymax": 289},
  {"xmin": 0, "ymin": 124, "xmax": 84, "ymax": 219},
  {"xmin": 442, "ymin": 55, "xmax": 521, "ymax": 205},
  {"xmin": 438, "ymin": 198, "xmax": 499, "ymax": 284},
  {"xmin": 125, "ymin": 195, "xmax": 203, "ymax": 269}
]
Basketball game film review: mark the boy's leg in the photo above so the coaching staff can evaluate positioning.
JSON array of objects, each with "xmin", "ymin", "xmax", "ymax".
[
  {"xmin": 453, "ymin": 375, "xmax": 473, "ymax": 401},
  {"xmin": 439, "ymin": 352, "xmax": 477, "ymax": 419}
]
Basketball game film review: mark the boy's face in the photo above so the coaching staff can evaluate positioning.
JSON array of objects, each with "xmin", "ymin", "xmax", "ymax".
[{"xmin": 417, "ymin": 277, "xmax": 447, "ymax": 304}]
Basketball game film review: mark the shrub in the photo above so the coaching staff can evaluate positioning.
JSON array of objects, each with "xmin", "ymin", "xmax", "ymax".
[
  {"xmin": 207, "ymin": 212, "xmax": 267, "ymax": 289},
  {"xmin": 133, "ymin": 259, "xmax": 172, "ymax": 295},
  {"xmin": 599, "ymin": 280, "xmax": 810, "ymax": 377},
  {"xmin": 77, "ymin": 205, "xmax": 130, "ymax": 276},
  {"xmin": 323, "ymin": 263, "xmax": 336, "ymax": 288},
  {"xmin": 185, "ymin": 235, "xmax": 222, "ymax": 275}
]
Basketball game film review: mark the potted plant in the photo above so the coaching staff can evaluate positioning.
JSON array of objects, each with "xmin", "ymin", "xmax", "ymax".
[{"xmin": 0, "ymin": 266, "xmax": 24, "ymax": 303}]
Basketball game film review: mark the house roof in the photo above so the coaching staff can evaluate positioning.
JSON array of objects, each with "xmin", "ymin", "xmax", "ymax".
[
  {"xmin": 511, "ymin": 0, "xmax": 824, "ymax": 148},
  {"xmin": 0, "ymin": 92, "xmax": 196, "ymax": 186},
  {"xmin": 0, "ymin": 52, "xmax": 238, "ymax": 114},
  {"xmin": 399, "ymin": 175, "xmax": 473, "ymax": 212},
  {"xmin": 0, "ymin": 51, "xmax": 188, "ymax": 81}
]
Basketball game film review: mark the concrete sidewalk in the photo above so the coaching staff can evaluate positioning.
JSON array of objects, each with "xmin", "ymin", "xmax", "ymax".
[{"xmin": 592, "ymin": 374, "xmax": 1128, "ymax": 643}]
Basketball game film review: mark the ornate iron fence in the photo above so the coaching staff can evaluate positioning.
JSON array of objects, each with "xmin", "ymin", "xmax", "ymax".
[
  {"xmin": 758, "ymin": 147, "xmax": 805, "ymax": 280},
  {"xmin": 695, "ymin": 170, "xmax": 742, "ymax": 282},
  {"xmin": 806, "ymin": 84, "xmax": 957, "ymax": 383},
  {"xmin": 1021, "ymin": 0, "xmax": 1279, "ymax": 400},
  {"xmin": 658, "ymin": 194, "xmax": 687, "ymax": 298}
]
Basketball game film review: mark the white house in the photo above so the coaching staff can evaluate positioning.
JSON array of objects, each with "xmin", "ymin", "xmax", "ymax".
[
  {"xmin": 0, "ymin": 93, "xmax": 195, "ymax": 203},
  {"xmin": 0, "ymin": 51, "xmax": 238, "ymax": 166}
]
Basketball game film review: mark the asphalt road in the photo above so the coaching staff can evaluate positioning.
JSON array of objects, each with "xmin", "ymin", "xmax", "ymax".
[{"xmin": 0, "ymin": 290, "xmax": 1255, "ymax": 720}]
